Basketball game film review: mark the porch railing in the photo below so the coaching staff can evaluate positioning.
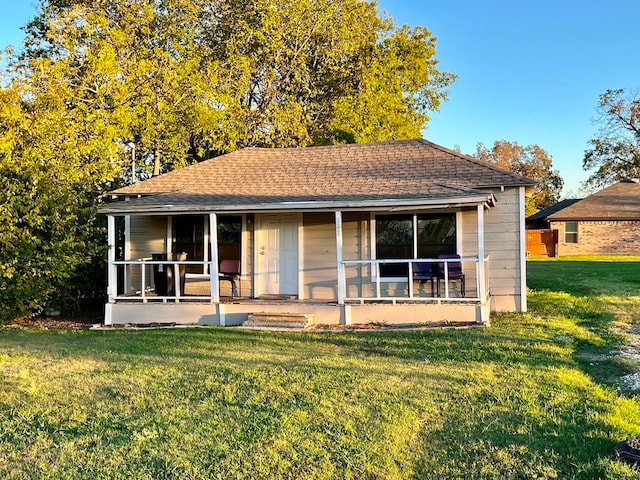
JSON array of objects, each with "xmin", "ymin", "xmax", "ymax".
[
  {"xmin": 109, "ymin": 256, "xmax": 490, "ymax": 304},
  {"xmin": 339, "ymin": 256, "xmax": 490, "ymax": 303},
  {"xmin": 111, "ymin": 260, "xmax": 216, "ymax": 302}
]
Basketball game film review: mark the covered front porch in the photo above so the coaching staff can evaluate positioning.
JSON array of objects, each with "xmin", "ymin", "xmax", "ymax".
[{"xmin": 104, "ymin": 201, "xmax": 492, "ymax": 326}]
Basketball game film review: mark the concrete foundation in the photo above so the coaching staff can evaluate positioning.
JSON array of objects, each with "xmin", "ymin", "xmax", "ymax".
[{"xmin": 105, "ymin": 300, "xmax": 489, "ymax": 327}]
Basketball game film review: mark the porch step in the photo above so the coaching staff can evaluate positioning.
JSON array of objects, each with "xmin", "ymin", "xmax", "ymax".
[{"xmin": 244, "ymin": 312, "xmax": 314, "ymax": 329}]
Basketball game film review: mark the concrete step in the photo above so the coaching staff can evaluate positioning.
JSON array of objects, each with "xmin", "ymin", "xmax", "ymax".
[{"xmin": 244, "ymin": 312, "xmax": 314, "ymax": 329}]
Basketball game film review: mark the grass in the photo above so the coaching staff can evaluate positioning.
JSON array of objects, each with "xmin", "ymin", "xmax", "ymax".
[{"xmin": 0, "ymin": 256, "xmax": 639, "ymax": 479}]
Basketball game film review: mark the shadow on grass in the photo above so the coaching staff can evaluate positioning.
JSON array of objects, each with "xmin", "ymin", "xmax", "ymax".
[{"xmin": 410, "ymin": 386, "xmax": 616, "ymax": 479}]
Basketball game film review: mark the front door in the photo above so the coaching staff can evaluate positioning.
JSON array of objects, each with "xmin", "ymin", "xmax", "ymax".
[{"xmin": 257, "ymin": 213, "xmax": 299, "ymax": 296}]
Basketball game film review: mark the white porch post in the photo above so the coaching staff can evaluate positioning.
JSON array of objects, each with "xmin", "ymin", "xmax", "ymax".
[
  {"xmin": 209, "ymin": 213, "xmax": 220, "ymax": 304},
  {"xmin": 477, "ymin": 205, "xmax": 488, "ymax": 323},
  {"xmin": 335, "ymin": 210, "xmax": 345, "ymax": 304},
  {"xmin": 124, "ymin": 215, "xmax": 131, "ymax": 294},
  {"xmin": 106, "ymin": 215, "xmax": 116, "ymax": 315}
]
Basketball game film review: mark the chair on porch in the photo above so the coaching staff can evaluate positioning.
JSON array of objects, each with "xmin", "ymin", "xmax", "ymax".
[
  {"xmin": 435, "ymin": 254, "xmax": 465, "ymax": 297},
  {"xmin": 412, "ymin": 262, "xmax": 435, "ymax": 296},
  {"xmin": 219, "ymin": 259, "xmax": 241, "ymax": 298}
]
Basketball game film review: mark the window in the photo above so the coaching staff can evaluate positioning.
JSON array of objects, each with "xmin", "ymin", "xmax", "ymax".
[
  {"xmin": 376, "ymin": 215, "xmax": 413, "ymax": 277},
  {"xmin": 417, "ymin": 215, "xmax": 456, "ymax": 258},
  {"xmin": 565, "ymin": 221, "xmax": 578, "ymax": 243},
  {"xmin": 218, "ymin": 216, "xmax": 243, "ymax": 262},
  {"xmin": 375, "ymin": 213, "xmax": 456, "ymax": 277}
]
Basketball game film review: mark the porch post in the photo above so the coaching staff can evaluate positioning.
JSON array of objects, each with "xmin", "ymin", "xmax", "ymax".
[
  {"xmin": 107, "ymin": 215, "xmax": 116, "ymax": 304},
  {"xmin": 335, "ymin": 210, "xmax": 345, "ymax": 304},
  {"xmin": 209, "ymin": 213, "xmax": 220, "ymax": 304},
  {"xmin": 124, "ymin": 215, "xmax": 131, "ymax": 294},
  {"xmin": 477, "ymin": 205, "xmax": 488, "ymax": 323}
]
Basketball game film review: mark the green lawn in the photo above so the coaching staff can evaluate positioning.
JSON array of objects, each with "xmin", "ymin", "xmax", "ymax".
[{"xmin": 0, "ymin": 257, "xmax": 639, "ymax": 479}]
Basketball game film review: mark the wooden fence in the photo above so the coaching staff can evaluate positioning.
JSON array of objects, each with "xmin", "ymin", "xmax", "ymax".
[{"xmin": 526, "ymin": 229, "xmax": 558, "ymax": 257}]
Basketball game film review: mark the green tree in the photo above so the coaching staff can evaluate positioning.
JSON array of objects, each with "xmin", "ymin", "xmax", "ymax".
[
  {"xmin": 21, "ymin": 0, "xmax": 208, "ymax": 177},
  {"xmin": 0, "ymin": 70, "xmax": 123, "ymax": 321},
  {"xmin": 583, "ymin": 88, "xmax": 640, "ymax": 188},
  {"xmin": 21, "ymin": 0, "xmax": 456, "ymax": 166},
  {"xmin": 475, "ymin": 140, "xmax": 564, "ymax": 216}
]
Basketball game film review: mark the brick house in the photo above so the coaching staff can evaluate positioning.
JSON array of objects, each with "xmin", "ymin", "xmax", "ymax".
[{"xmin": 547, "ymin": 179, "xmax": 640, "ymax": 255}]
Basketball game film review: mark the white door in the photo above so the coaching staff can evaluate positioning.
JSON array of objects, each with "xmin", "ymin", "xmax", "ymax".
[{"xmin": 257, "ymin": 213, "xmax": 299, "ymax": 296}]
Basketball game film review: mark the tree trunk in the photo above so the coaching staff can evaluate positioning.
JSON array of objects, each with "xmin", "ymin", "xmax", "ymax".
[{"xmin": 153, "ymin": 146, "xmax": 161, "ymax": 176}]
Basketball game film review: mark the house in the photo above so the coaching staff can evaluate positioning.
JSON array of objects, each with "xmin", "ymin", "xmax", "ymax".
[
  {"xmin": 546, "ymin": 179, "xmax": 640, "ymax": 256},
  {"xmin": 526, "ymin": 199, "xmax": 580, "ymax": 230},
  {"xmin": 99, "ymin": 139, "xmax": 535, "ymax": 327},
  {"xmin": 524, "ymin": 199, "xmax": 580, "ymax": 258}
]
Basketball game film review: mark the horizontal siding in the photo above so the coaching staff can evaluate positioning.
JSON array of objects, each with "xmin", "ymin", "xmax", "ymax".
[
  {"xmin": 484, "ymin": 187, "xmax": 523, "ymax": 311},
  {"xmin": 302, "ymin": 213, "xmax": 371, "ymax": 300},
  {"xmin": 303, "ymin": 213, "xmax": 337, "ymax": 299},
  {"xmin": 130, "ymin": 216, "xmax": 167, "ymax": 260},
  {"xmin": 128, "ymin": 216, "xmax": 168, "ymax": 294},
  {"xmin": 460, "ymin": 209, "xmax": 479, "ymax": 257}
]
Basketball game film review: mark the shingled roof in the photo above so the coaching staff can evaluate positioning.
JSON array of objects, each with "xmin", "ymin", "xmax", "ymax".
[
  {"xmin": 103, "ymin": 139, "xmax": 534, "ymax": 213},
  {"xmin": 547, "ymin": 179, "xmax": 640, "ymax": 221},
  {"xmin": 526, "ymin": 198, "xmax": 580, "ymax": 223}
]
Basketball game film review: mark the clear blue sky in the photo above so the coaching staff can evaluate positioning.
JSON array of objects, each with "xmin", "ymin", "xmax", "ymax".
[
  {"xmin": 2, "ymin": 1, "xmax": 639, "ymax": 197},
  {"xmin": 377, "ymin": 0, "xmax": 640, "ymax": 197}
]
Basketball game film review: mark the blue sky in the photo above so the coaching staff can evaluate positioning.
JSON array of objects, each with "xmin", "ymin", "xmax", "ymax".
[
  {"xmin": 2, "ymin": 1, "xmax": 639, "ymax": 196},
  {"xmin": 377, "ymin": 0, "xmax": 640, "ymax": 197}
]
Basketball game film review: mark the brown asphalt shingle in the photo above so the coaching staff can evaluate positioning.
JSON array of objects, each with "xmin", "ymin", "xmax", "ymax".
[
  {"xmin": 547, "ymin": 179, "xmax": 640, "ymax": 221},
  {"xmin": 111, "ymin": 139, "xmax": 534, "ymax": 202}
]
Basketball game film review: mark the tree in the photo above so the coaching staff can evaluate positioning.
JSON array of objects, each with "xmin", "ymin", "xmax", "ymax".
[
  {"xmin": 475, "ymin": 140, "xmax": 564, "ymax": 216},
  {"xmin": 583, "ymin": 88, "xmax": 640, "ymax": 188},
  {"xmin": 0, "ymin": 71, "xmax": 122, "ymax": 321},
  {"xmin": 20, "ymin": 0, "xmax": 456, "ymax": 170},
  {"xmin": 21, "ymin": 0, "xmax": 207, "ymax": 177}
]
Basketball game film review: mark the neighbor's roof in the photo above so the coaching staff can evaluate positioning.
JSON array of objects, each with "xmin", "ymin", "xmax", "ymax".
[
  {"xmin": 102, "ymin": 139, "xmax": 535, "ymax": 214},
  {"xmin": 526, "ymin": 198, "xmax": 581, "ymax": 222},
  {"xmin": 547, "ymin": 179, "xmax": 640, "ymax": 221}
]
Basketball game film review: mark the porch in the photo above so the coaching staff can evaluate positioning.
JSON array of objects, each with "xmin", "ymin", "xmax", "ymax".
[
  {"xmin": 105, "ymin": 255, "xmax": 490, "ymax": 326},
  {"xmin": 105, "ymin": 204, "xmax": 493, "ymax": 326}
]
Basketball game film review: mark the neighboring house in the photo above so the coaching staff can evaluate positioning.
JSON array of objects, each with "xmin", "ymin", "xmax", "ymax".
[
  {"xmin": 99, "ymin": 139, "xmax": 535, "ymax": 327},
  {"xmin": 525, "ymin": 199, "xmax": 580, "ymax": 230},
  {"xmin": 524, "ymin": 199, "xmax": 580, "ymax": 258},
  {"xmin": 547, "ymin": 179, "xmax": 640, "ymax": 256}
]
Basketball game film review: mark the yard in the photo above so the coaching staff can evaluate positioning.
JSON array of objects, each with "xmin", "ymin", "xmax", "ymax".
[{"xmin": 0, "ymin": 257, "xmax": 639, "ymax": 479}]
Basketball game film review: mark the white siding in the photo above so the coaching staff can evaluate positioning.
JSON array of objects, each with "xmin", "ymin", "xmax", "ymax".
[
  {"xmin": 302, "ymin": 213, "xmax": 338, "ymax": 299},
  {"xmin": 302, "ymin": 212, "xmax": 371, "ymax": 300},
  {"xmin": 128, "ymin": 216, "xmax": 168, "ymax": 294},
  {"xmin": 484, "ymin": 187, "xmax": 524, "ymax": 311}
]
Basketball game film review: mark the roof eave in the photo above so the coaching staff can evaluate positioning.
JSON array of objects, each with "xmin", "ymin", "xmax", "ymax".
[
  {"xmin": 99, "ymin": 194, "xmax": 496, "ymax": 215},
  {"xmin": 548, "ymin": 216, "xmax": 640, "ymax": 222}
]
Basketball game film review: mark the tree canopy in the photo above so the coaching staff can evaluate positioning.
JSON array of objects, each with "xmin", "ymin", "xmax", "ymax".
[
  {"xmin": 475, "ymin": 140, "xmax": 563, "ymax": 216},
  {"xmin": 0, "ymin": 0, "xmax": 455, "ymax": 321},
  {"xmin": 583, "ymin": 88, "xmax": 640, "ymax": 188},
  {"xmin": 18, "ymin": 0, "xmax": 456, "ymax": 175}
]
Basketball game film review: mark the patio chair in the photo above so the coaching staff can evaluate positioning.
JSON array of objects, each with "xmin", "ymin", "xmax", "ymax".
[
  {"xmin": 412, "ymin": 262, "xmax": 435, "ymax": 296},
  {"xmin": 435, "ymin": 254, "xmax": 465, "ymax": 297},
  {"xmin": 219, "ymin": 259, "xmax": 241, "ymax": 298}
]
